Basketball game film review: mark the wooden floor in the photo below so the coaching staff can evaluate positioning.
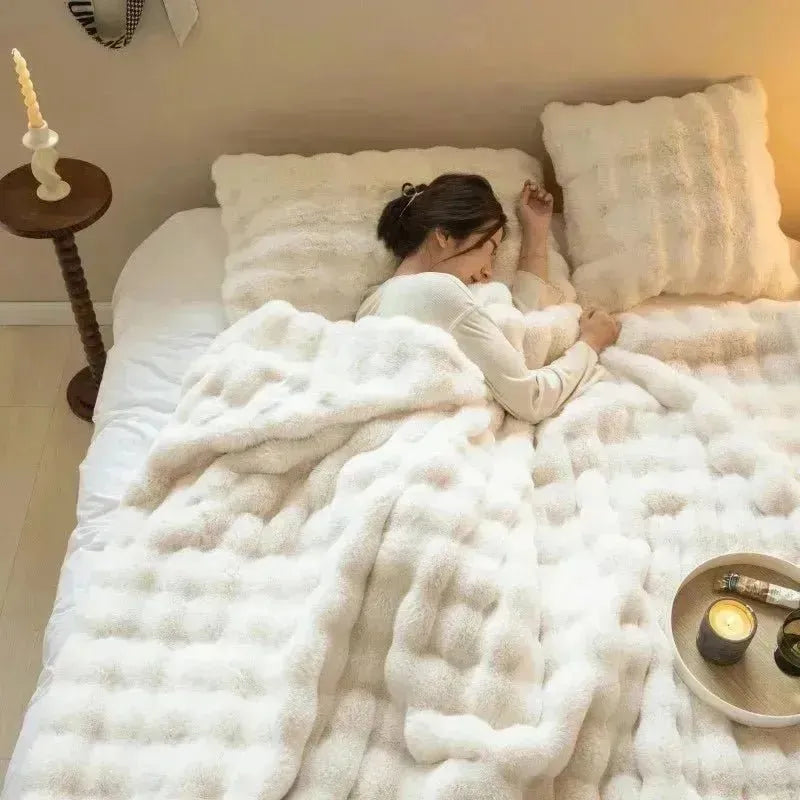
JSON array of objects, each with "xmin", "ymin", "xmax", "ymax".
[{"xmin": 0, "ymin": 326, "xmax": 106, "ymax": 785}]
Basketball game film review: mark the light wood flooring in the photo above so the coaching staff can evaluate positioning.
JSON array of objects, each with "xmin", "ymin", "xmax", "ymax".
[{"xmin": 0, "ymin": 326, "xmax": 109, "ymax": 785}]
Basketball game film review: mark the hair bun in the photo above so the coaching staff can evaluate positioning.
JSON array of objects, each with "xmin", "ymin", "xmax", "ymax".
[{"xmin": 401, "ymin": 181, "xmax": 428, "ymax": 197}]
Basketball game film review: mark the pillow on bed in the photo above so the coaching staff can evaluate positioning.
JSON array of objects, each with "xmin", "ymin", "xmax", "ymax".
[
  {"xmin": 213, "ymin": 147, "xmax": 574, "ymax": 322},
  {"xmin": 541, "ymin": 77, "xmax": 797, "ymax": 311}
]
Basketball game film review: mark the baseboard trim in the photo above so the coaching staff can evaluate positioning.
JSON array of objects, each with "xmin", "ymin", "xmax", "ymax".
[{"xmin": 0, "ymin": 302, "xmax": 113, "ymax": 326}]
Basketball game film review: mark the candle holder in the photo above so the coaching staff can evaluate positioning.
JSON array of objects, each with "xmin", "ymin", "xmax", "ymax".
[
  {"xmin": 22, "ymin": 122, "xmax": 71, "ymax": 202},
  {"xmin": 775, "ymin": 610, "xmax": 800, "ymax": 676}
]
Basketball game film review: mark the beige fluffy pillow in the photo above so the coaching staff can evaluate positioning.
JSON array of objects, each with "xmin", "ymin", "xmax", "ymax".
[
  {"xmin": 542, "ymin": 78, "xmax": 797, "ymax": 311},
  {"xmin": 213, "ymin": 147, "xmax": 574, "ymax": 323}
]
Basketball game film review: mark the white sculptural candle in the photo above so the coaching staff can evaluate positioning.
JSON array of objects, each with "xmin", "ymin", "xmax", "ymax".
[{"xmin": 10, "ymin": 48, "xmax": 71, "ymax": 202}]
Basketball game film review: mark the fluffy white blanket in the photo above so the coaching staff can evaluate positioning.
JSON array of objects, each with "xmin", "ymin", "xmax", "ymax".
[{"xmin": 16, "ymin": 298, "xmax": 800, "ymax": 799}]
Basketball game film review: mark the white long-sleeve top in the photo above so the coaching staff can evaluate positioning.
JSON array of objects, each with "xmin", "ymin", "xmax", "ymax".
[{"xmin": 356, "ymin": 271, "xmax": 599, "ymax": 424}]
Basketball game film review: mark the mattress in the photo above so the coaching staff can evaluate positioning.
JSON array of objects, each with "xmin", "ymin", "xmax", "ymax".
[{"xmin": 2, "ymin": 208, "xmax": 229, "ymax": 800}]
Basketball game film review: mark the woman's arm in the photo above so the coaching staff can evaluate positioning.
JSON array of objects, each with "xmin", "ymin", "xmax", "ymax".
[
  {"xmin": 452, "ymin": 306, "xmax": 600, "ymax": 424},
  {"xmin": 512, "ymin": 271, "xmax": 565, "ymax": 314},
  {"xmin": 518, "ymin": 226, "xmax": 550, "ymax": 282},
  {"xmin": 516, "ymin": 181, "xmax": 553, "ymax": 282}
]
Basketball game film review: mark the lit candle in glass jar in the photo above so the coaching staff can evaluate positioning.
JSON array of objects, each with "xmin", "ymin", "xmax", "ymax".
[{"xmin": 697, "ymin": 598, "xmax": 757, "ymax": 665}]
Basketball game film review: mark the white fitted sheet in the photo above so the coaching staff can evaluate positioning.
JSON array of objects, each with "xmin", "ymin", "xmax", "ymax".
[{"xmin": 2, "ymin": 208, "xmax": 229, "ymax": 799}]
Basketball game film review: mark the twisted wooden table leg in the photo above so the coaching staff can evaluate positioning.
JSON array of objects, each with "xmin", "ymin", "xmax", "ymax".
[{"xmin": 53, "ymin": 232, "xmax": 106, "ymax": 420}]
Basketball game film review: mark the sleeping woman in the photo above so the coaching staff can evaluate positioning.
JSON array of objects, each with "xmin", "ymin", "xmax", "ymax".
[{"xmin": 356, "ymin": 174, "xmax": 620, "ymax": 423}]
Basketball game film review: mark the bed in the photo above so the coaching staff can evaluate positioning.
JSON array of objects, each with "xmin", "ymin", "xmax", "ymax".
[
  {"xmin": 5, "ymin": 112, "xmax": 800, "ymax": 798},
  {"xmin": 2, "ymin": 208, "xmax": 228, "ymax": 800}
]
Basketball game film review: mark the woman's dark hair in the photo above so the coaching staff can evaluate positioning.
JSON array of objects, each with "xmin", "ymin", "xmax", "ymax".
[{"xmin": 377, "ymin": 173, "xmax": 507, "ymax": 260}]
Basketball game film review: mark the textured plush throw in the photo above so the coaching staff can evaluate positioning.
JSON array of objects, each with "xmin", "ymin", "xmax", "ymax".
[
  {"xmin": 16, "ymin": 297, "xmax": 800, "ymax": 799},
  {"xmin": 213, "ymin": 147, "xmax": 575, "ymax": 323},
  {"xmin": 542, "ymin": 78, "xmax": 798, "ymax": 311}
]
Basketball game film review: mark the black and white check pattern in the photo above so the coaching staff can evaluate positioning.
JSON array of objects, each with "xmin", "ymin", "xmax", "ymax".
[{"xmin": 67, "ymin": 0, "xmax": 145, "ymax": 49}]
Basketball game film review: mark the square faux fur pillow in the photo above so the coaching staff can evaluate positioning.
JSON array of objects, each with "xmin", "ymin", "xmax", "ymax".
[
  {"xmin": 541, "ymin": 77, "xmax": 797, "ymax": 311},
  {"xmin": 213, "ymin": 147, "xmax": 574, "ymax": 323}
]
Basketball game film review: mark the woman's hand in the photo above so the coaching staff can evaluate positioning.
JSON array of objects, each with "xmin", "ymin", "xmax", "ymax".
[
  {"xmin": 579, "ymin": 308, "xmax": 620, "ymax": 353},
  {"xmin": 517, "ymin": 180, "xmax": 554, "ymax": 242}
]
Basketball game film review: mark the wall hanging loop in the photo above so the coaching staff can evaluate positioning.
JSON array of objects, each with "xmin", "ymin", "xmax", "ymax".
[
  {"xmin": 66, "ymin": 1, "xmax": 198, "ymax": 48},
  {"xmin": 66, "ymin": 1, "xmax": 145, "ymax": 49}
]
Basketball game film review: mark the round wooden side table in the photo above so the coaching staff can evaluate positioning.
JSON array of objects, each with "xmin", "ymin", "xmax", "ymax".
[{"xmin": 0, "ymin": 158, "xmax": 112, "ymax": 421}]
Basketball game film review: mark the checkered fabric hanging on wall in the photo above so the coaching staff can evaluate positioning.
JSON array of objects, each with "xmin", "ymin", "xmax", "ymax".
[{"xmin": 66, "ymin": 1, "xmax": 145, "ymax": 49}]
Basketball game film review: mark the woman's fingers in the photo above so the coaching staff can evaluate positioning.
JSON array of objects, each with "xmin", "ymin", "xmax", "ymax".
[
  {"xmin": 524, "ymin": 183, "xmax": 553, "ymax": 206},
  {"xmin": 524, "ymin": 179, "xmax": 542, "ymax": 197},
  {"xmin": 521, "ymin": 180, "xmax": 554, "ymax": 213}
]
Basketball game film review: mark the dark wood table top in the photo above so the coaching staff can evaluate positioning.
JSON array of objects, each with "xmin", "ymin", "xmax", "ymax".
[{"xmin": 0, "ymin": 158, "xmax": 112, "ymax": 239}]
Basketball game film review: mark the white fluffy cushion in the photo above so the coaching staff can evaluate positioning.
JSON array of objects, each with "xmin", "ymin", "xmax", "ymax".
[
  {"xmin": 213, "ymin": 147, "xmax": 574, "ymax": 322},
  {"xmin": 542, "ymin": 77, "xmax": 797, "ymax": 311}
]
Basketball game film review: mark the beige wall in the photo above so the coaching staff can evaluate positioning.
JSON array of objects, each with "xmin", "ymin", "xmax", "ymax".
[{"xmin": 2, "ymin": 1, "xmax": 799, "ymax": 302}]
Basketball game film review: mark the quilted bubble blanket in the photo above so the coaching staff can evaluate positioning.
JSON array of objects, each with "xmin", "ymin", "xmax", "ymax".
[{"xmin": 14, "ymin": 298, "xmax": 800, "ymax": 800}]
